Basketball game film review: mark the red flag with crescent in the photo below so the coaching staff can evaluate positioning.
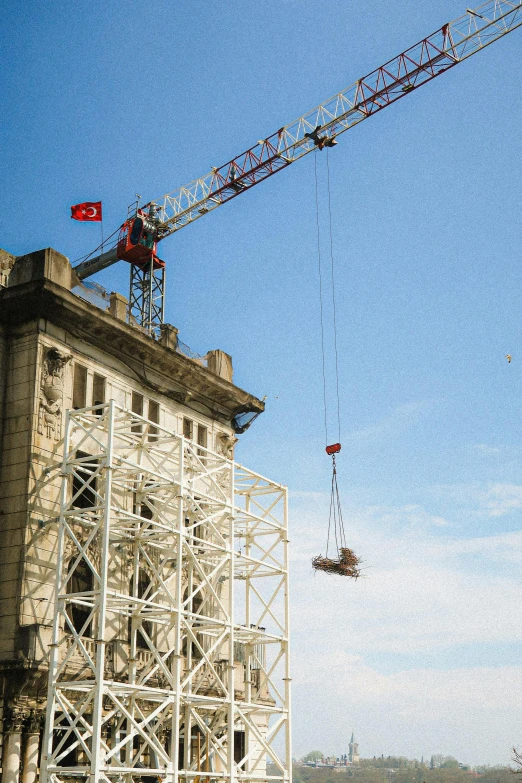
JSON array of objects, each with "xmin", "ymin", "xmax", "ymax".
[{"xmin": 71, "ymin": 202, "xmax": 102, "ymax": 221}]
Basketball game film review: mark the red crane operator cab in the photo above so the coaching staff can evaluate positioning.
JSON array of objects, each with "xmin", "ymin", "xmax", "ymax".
[{"xmin": 117, "ymin": 208, "xmax": 165, "ymax": 270}]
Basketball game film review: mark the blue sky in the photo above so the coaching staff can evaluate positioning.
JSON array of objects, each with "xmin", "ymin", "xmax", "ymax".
[{"xmin": 3, "ymin": 0, "xmax": 522, "ymax": 766}]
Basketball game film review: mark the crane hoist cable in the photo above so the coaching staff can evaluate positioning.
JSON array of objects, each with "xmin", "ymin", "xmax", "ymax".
[
  {"xmin": 313, "ymin": 150, "xmax": 342, "ymax": 448},
  {"xmin": 311, "ymin": 151, "xmax": 362, "ymax": 579},
  {"xmin": 326, "ymin": 148, "xmax": 342, "ymax": 446},
  {"xmin": 313, "ymin": 151, "xmax": 330, "ymax": 447}
]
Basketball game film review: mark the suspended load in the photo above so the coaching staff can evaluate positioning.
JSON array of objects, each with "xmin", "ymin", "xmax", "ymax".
[
  {"xmin": 312, "ymin": 444, "xmax": 362, "ymax": 578},
  {"xmin": 312, "ymin": 547, "xmax": 361, "ymax": 577}
]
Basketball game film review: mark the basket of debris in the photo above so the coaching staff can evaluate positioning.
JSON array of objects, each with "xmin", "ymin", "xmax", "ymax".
[{"xmin": 312, "ymin": 547, "xmax": 362, "ymax": 578}]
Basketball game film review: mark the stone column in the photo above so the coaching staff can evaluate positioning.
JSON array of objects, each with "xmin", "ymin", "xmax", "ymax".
[
  {"xmin": 207, "ymin": 350, "xmax": 233, "ymax": 382},
  {"xmin": 21, "ymin": 713, "xmax": 42, "ymax": 783},
  {"xmin": 109, "ymin": 291, "xmax": 128, "ymax": 322},
  {"xmin": 159, "ymin": 323, "xmax": 179, "ymax": 350},
  {"xmin": 2, "ymin": 711, "xmax": 24, "ymax": 783}
]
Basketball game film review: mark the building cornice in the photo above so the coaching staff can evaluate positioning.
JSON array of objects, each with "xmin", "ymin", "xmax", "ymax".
[{"xmin": 0, "ymin": 275, "xmax": 264, "ymax": 425}]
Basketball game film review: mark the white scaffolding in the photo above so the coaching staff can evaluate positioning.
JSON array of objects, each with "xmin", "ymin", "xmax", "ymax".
[{"xmin": 41, "ymin": 401, "xmax": 291, "ymax": 783}]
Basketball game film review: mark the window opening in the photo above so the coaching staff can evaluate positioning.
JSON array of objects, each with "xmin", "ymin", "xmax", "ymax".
[
  {"xmin": 234, "ymin": 731, "xmax": 246, "ymax": 769},
  {"xmin": 190, "ymin": 728, "xmax": 209, "ymax": 773},
  {"xmin": 129, "ymin": 570, "xmax": 153, "ymax": 650},
  {"xmin": 134, "ymin": 490, "xmax": 154, "ymax": 521},
  {"xmin": 148, "ymin": 400, "xmax": 159, "ymax": 442},
  {"xmin": 54, "ymin": 727, "xmax": 78, "ymax": 768},
  {"xmin": 92, "ymin": 373, "xmax": 106, "ymax": 416},
  {"xmin": 182, "ymin": 585, "xmax": 203, "ymax": 659},
  {"xmin": 183, "ymin": 417, "xmax": 193, "ymax": 440},
  {"xmin": 72, "ymin": 364, "xmax": 87, "ymax": 410},
  {"xmin": 197, "ymin": 425, "xmax": 207, "ymax": 449},
  {"xmin": 197, "ymin": 425, "xmax": 208, "ymax": 461},
  {"xmin": 132, "ymin": 392, "xmax": 144, "ymax": 433},
  {"xmin": 71, "ymin": 451, "xmax": 98, "ymax": 510},
  {"xmin": 66, "ymin": 558, "xmax": 93, "ymax": 637}
]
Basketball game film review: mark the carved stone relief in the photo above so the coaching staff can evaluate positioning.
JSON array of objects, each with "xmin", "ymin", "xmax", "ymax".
[
  {"xmin": 216, "ymin": 432, "xmax": 237, "ymax": 459},
  {"xmin": 37, "ymin": 348, "xmax": 71, "ymax": 440},
  {"xmin": 4, "ymin": 706, "xmax": 27, "ymax": 734},
  {"xmin": 26, "ymin": 709, "xmax": 44, "ymax": 735}
]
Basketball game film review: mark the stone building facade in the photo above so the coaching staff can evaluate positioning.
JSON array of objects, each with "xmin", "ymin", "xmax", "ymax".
[{"xmin": 0, "ymin": 248, "xmax": 290, "ymax": 783}]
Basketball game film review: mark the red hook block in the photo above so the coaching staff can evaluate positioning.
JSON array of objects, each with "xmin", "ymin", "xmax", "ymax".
[{"xmin": 326, "ymin": 443, "xmax": 341, "ymax": 455}]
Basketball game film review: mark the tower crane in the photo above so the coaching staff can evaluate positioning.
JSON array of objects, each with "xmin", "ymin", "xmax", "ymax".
[{"xmin": 73, "ymin": 0, "xmax": 522, "ymax": 335}]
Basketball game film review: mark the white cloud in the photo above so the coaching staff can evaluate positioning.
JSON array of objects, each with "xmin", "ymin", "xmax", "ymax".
[
  {"xmin": 288, "ymin": 490, "xmax": 522, "ymax": 764},
  {"xmin": 347, "ymin": 400, "xmax": 438, "ymax": 443},
  {"xmin": 290, "ymin": 503, "xmax": 522, "ymax": 653},
  {"xmin": 443, "ymin": 529, "xmax": 522, "ymax": 561},
  {"xmin": 292, "ymin": 653, "xmax": 522, "ymax": 765},
  {"xmin": 480, "ymin": 483, "xmax": 522, "ymax": 517},
  {"xmin": 429, "ymin": 482, "xmax": 522, "ymax": 519},
  {"xmin": 360, "ymin": 503, "xmax": 450, "ymax": 529},
  {"xmin": 472, "ymin": 444, "xmax": 502, "ymax": 455}
]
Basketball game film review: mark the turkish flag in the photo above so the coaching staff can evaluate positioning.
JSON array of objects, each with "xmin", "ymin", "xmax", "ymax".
[{"xmin": 71, "ymin": 202, "xmax": 102, "ymax": 221}]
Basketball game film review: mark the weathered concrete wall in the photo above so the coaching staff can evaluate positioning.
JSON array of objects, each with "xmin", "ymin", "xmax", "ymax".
[
  {"xmin": 0, "ymin": 246, "xmax": 267, "ymax": 782},
  {"xmin": 0, "ymin": 323, "xmax": 39, "ymax": 662},
  {"xmin": 8, "ymin": 248, "xmax": 76, "ymax": 291},
  {"xmin": 0, "ymin": 324, "xmax": 6, "ymax": 464},
  {"xmin": 15, "ymin": 325, "xmax": 242, "ymax": 658},
  {"xmin": 0, "ymin": 248, "xmax": 251, "ymax": 669}
]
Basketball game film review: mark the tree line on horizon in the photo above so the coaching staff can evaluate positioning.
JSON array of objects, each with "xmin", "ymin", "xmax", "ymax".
[{"xmin": 284, "ymin": 753, "xmax": 515, "ymax": 783}]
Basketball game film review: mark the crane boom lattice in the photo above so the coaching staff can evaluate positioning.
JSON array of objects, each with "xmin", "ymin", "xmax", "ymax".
[
  {"xmin": 72, "ymin": 0, "xmax": 522, "ymax": 329},
  {"xmin": 150, "ymin": 0, "xmax": 522, "ymax": 238}
]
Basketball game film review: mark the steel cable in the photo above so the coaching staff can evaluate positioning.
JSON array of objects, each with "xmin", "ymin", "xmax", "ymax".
[
  {"xmin": 326, "ymin": 148, "xmax": 342, "ymax": 444},
  {"xmin": 314, "ymin": 152, "xmax": 329, "ymax": 447}
]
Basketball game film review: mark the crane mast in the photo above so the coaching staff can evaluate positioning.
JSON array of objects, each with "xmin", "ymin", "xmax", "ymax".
[{"xmin": 73, "ymin": 0, "xmax": 522, "ymax": 335}]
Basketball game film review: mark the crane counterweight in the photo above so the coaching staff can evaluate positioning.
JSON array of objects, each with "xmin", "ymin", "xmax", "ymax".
[{"xmin": 116, "ymin": 209, "xmax": 164, "ymax": 271}]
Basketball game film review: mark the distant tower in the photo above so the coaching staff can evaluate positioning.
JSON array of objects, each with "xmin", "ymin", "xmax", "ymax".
[{"xmin": 348, "ymin": 732, "xmax": 360, "ymax": 763}]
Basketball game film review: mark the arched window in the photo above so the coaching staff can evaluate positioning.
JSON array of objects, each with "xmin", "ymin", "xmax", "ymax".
[{"xmin": 66, "ymin": 558, "xmax": 93, "ymax": 637}]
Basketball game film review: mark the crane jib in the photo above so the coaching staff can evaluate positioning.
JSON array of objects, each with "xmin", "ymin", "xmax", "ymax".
[
  {"xmin": 153, "ymin": 2, "xmax": 522, "ymax": 237},
  {"xmin": 78, "ymin": 0, "xmax": 522, "ymax": 280},
  {"xmin": 157, "ymin": 28, "xmax": 459, "ymax": 234}
]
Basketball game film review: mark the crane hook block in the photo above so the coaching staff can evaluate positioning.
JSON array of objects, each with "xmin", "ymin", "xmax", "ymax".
[{"xmin": 326, "ymin": 443, "xmax": 341, "ymax": 455}]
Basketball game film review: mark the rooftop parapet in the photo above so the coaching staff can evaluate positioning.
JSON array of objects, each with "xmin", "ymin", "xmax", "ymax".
[{"xmin": 0, "ymin": 246, "xmax": 263, "ymax": 429}]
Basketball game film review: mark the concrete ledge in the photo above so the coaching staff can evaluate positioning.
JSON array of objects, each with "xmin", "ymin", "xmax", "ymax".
[
  {"xmin": 8, "ymin": 248, "xmax": 78, "ymax": 290},
  {"xmin": 0, "ymin": 275, "xmax": 264, "ymax": 424}
]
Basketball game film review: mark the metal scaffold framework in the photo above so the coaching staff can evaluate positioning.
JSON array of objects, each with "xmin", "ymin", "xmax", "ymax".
[{"xmin": 41, "ymin": 401, "xmax": 291, "ymax": 783}]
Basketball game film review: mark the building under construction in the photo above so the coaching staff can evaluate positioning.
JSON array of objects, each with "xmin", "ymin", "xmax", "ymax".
[
  {"xmin": 0, "ymin": 247, "xmax": 291, "ymax": 783},
  {"xmin": 2, "ymin": 4, "xmax": 522, "ymax": 782}
]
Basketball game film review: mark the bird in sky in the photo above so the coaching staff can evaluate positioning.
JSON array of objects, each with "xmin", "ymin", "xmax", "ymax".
[{"xmin": 506, "ymin": 354, "xmax": 512, "ymax": 363}]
